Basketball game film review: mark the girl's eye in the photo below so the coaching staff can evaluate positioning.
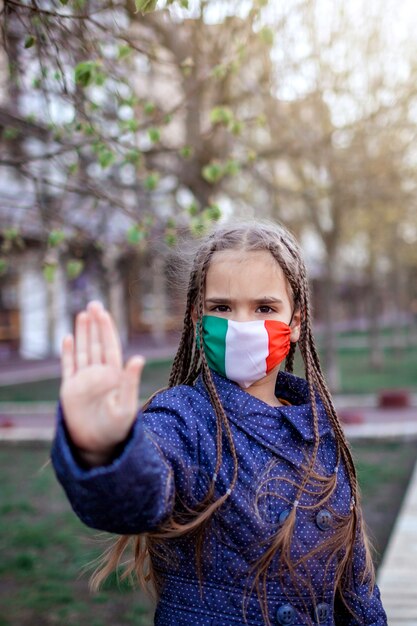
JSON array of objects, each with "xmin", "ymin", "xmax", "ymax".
[
  {"xmin": 257, "ymin": 306, "xmax": 275, "ymax": 313},
  {"xmin": 211, "ymin": 305, "xmax": 230, "ymax": 312}
]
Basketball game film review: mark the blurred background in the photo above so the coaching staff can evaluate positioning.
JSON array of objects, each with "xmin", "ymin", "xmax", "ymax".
[{"xmin": 0, "ymin": 1, "xmax": 416, "ymax": 625}]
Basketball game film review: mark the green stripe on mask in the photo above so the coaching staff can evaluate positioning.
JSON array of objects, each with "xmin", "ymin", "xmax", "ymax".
[{"xmin": 202, "ymin": 315, "xmax": 228, "ymax": 377}]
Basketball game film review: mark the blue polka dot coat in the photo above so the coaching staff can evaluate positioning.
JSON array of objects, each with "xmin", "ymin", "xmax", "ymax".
[{"xmin": 51, "ymin": 369, "xmax": 387, "ymax": 625}]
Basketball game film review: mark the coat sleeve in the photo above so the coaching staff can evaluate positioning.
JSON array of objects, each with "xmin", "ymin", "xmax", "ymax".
[
  {"xmin": 334, "ymin": 519, "xmax": 388, "ymax": 626},
  {"xmin": 50, "ymin": 387, "xmax": 199, "ymax": 535}
]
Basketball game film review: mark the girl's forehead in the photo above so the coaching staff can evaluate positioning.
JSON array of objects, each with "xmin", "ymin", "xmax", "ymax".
[
  {"xmin": 209, "ymin": 248, "xmax": 281, "ymax": 270},
  {"xmin": 206, "ymin": 249, "xmax": 289, "ymax": 292}
]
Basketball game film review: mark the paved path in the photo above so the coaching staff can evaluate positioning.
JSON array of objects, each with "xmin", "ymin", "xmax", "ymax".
[
  {"xmin": 377, "ymin": 460, "xmax": 417, "ymax": 625},
  {"xmin": 1, "ymin": 400, "xmax": 416, "ymax": 443},
  {"xmin": 0, "ymin": 335, "xmax": 179, "ymax": 385}
]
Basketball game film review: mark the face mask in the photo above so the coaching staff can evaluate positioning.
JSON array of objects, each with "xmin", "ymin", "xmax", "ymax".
[{"xmin": 201, "ymin": 314, "xmax": 292, "ymax": 388}]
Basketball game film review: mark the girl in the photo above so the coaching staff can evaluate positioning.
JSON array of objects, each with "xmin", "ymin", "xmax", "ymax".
[{"xmin": 52, "ymin": 221, "xmax": 387, "ymax": 626}]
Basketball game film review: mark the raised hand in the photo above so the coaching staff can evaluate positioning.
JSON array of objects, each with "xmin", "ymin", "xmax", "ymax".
[{"xmin": 59, "ymin": 301, "xmax": 145, "ymax": 467}]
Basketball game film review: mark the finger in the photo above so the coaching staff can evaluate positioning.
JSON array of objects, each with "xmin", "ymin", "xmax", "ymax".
[
  {"xmin": 118, "ymin": 356, "xmax": 145, "ymax": 417},
  {"xmin": 87, "ymin": 305, "xmax": 103, "ymax": 365},
  {"xmin": 98, "ymin": 309, "xmax": 123, "ymax": 369},
  {"xmin": 75, "ymin": 311, "xmax": 89, "ymax": 369},
  {"xmin": 61, "ymin": 334, "xmax": 75, "ymax": 380}
]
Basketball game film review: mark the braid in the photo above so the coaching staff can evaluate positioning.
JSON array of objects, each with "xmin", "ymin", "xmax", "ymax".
[
  {"xmin": 169, "ymin": 273, "xmax": 197, "ymax": 387},
  {"xmin": 264, "ymin": 240, "xmax": 362, "ymax": 542},
  {"xmin": 298, "ymin": 263, "xmax": 359, "ymax": 502},
  {"xmin": 284, "ymin": 341, "xmax": 297, "ymax": 372},
  {"xmin": 196, "ymin": 246, "xmax": 239, "ymax": 492}
]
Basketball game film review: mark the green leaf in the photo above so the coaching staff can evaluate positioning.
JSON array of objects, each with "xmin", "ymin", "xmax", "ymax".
[
  {"xmin": 164, "ymin": 232, "xmax": 177, "ymax": 247},
  {"xmin": 120, "ymin": 95, "xmax": 138, "ymax": 108},
  {"xmin": 48, "ymin": 230, "xmax": 66, "ymax": 247},
  {"xmin": 94, "ymin": 71, "xmax": 106, "ymax": 86},
  {"xmin": 60, "ymin": 0, "xmax": 69, "ymax": 4},
  {"xmin": 229, "ymin": 120, "xmax": 243, "ymax": 136},
  {"xmin": 144, "ymin": 173, "xmax": 160, "ymax": 190},
  {"xmin": 134, "ymin": 0, "xmax": 158, "ymax": 14},
  {"xmin": 190, "ymin": 217, "xmax": 207, "ymax": 237},
  {"xmin": 202, "ymin": 162, "xmax": 224, "ymax": 184},
  {"xmin": 120, "ymin": 118, "xmax": 139, "ymax": 133},
  {"xmin": 3, "ymin": 228, "xmax": 19, "ymax": 241},
  {"xmin": 246, "ymin": 149, "xmax": 257, "ymax": 162},
  {"xmin": 180, "ymin": 145, "xmax": 194, "ymax": 159},
  {"xmin": 82, "ymin": 123, "xmax": 95, "ymax": 136},
  {"xmin": 88, "ymin": 100, "xmax": 100, "ymax": 112},
  {"xmin": 127, "ymin": 224, "xmax": 145, "ymax": 245},
  {"xmin": 124, "ymin": 149, "xmax": 142, "ymax": 166},
  {"xmin": 187, "ymin": 201, "xmax": 199, "ymax": 217},
  {"xmin": 148, "ymin": 127, "xmax": 161, "ymax": 143},
  {"xmin": 224, "ymin": 159, "xmax": 240, "ymax": 176},
  {"xmin": 24, "ymin": 35, "xmax": 36, "ymax": 49},
  {"xmin": 210, "ymin": 106, "xmax": 234, "ymax": 125},
  {"xmin": 179, "ymin": 0, "xmax": 189, "ymax": 7},
  {"xmin": 66, "ymin": 260, "xmax": 84, "ymax": 280},
  {"xmin": 211, "ymin": 64, "xmax": 228, "ymax": 80},
  {"xmin": 74, "ymin": 61, "xmax": 105, "ymax": 88},
  {"xmin": 144, "ymin": 101, "xmax": 156, "ymax": 115},
  {"xmin": 117, "ymin": 45, "xmax": 133, "ymax": 60},
  {"xmin": 43, "ymin": 264, "xmax": 57, "ymax": 284},
  {"xmin": 98, "ymin": 148, "xmax": 115, "ymax": 169},
  {"xmin": 259, "ymin": 26, "xmax": 274, "ymax": 46},
  {"xmin": 143, "ymin": 214, "xmax": 155, "ymax": 227},
  {"xmin": 180, "ymin": 57, "xmax": 194, "ymax": 76},
  {"xmin": 3, "ymin": 127, "xmax": 19, "ymax": 140},
  {"xmin": 205, "ymin": 204, "xmax": 222, "ymax": 221},
  {"xmin": 75, "ymin": 61, "xmax": 94, "ymax": 88},
  {"xmin": 0, "ymin": 258, "xmax": 8, "ymax": 275}
]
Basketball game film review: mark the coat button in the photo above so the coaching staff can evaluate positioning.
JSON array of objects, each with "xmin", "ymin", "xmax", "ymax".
[
  {"xmin": 315, "ymin": 509, "xmax": 332, "ymax": 531},
  {"xmin": 276, "ymin": 603, "xmax": 295, "ymax": 625},
  {"xmin": 278, "ymin": 508, "xmax": 291, "ymax": 525},
  {"xmin": 315, "ymin": 602, "xmax": 330, "ymax": 622}
]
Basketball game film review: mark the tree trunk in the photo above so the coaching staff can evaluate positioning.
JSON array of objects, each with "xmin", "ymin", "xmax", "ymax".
[
  {"xmin": 150, "ymin": 255, "xmax": 167, "ymax": 346},
  {"xmin": 367, "ymin": 249, "xmax": 384, "ymax": 369},
  {"xmin": 321, "ymin": 255, "xmax": 341, "ymax": 393}
]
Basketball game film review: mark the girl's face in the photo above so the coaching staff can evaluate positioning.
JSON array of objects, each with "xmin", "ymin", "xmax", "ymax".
[{"xmin": 202, "ymin": 249, "xmax": 301, "ymax": 343}]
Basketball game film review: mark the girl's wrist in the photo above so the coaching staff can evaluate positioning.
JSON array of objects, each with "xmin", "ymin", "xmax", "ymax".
[{"xmin": 73, "ymin": 445, "xmax": 117, "ymax": 468}]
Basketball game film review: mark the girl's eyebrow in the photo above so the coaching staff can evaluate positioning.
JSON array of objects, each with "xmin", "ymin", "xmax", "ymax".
[{"xmin": 205, "ymin": 297, "xmax": 284, "ymax": 304}]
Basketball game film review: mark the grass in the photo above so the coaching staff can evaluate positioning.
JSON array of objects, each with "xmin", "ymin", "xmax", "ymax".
[
  {"xmin": 353, "ymin": 439, "xmax": 417, "ymax": 566},
  {"xmin": 336, "ymin": 346, "xmax": 417, "ymax": 393},
  {"xmin": 0, "ymin": 360, "xmax": 173, "ymax": 404},
  {"xmin": 0, "ymin": 445, "xmax": 154, "ymax": 626},
  {"xmin": 0, "ymin": 344, "xmax": 416, "ymax": 405},
  {"xmin": 0, "ymin": 440, "xmax": 416, "ymax": 624}
]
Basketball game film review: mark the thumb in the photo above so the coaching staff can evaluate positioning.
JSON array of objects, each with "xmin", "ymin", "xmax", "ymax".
[{"xmin": 119, "ymin": 355, "xmax": 146, "ymax": 417}]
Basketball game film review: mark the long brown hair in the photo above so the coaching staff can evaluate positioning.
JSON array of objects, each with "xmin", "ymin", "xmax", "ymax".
[{"xmin": 89, "ymin": 221, "xmax": 375, "ymax": 625}]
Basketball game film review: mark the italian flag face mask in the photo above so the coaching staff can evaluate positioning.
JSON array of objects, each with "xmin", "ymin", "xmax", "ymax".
[{"xmin": 201, "ymin": 314, "xmax": 292, "ymax": 389}]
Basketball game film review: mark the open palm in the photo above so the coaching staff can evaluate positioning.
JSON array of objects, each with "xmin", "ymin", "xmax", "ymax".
[{"xmin": 59, "ymin": 301, "xmax": 145, "ymax": 465}]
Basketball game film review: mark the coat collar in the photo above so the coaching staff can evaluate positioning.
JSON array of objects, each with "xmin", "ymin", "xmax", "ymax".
[{"xmin": 194, "ymin": 369, "xmax": 332, "ymax": 443}]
